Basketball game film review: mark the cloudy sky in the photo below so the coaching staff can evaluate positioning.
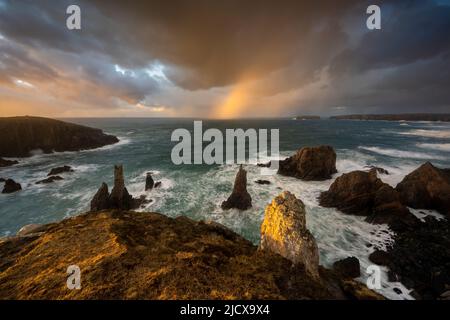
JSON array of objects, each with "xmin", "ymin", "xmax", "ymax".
[{"xmin": 0, "ymin": 0, "xmax": 449, "ymax": 118}]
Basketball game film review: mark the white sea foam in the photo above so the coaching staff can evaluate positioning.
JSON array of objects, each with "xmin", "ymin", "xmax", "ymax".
[
  {"xmin": 408, "ymin": 208, "xmax": 446, "ymax": 221},
  {"xmin": 398, "ymin": 129, "xmax": 450, "ymax": 138},
  {"xmin": 416, "ymin": 143, "xmax": 450, "ymax": 152},
  {"xmin": 359, "ymin": 146, "xmax": 445, "ymax": 160}
]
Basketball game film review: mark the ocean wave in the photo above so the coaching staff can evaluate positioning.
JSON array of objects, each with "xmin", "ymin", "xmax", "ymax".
[
  {"xmin": 359, "ymin": 146, "xmax": 445, "ymax": 160},
  {"xmin": 416, "ymin": 143, "xmax": 450, "ymax": 152},
  {"xmin": 398, "ymin": 129, "xmax": 450, "ymax": 138}
]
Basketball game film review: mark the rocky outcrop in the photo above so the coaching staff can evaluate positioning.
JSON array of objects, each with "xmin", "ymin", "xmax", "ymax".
[
  {"xmin": 0, "ymin": 158, "xmax": 18, "ymax": 167},
  {"xmin": 0, "ymin": 209, "xmax": 382, "ymax": 299},
  {"xmin": 260, "ymin": 191, "xmax": 319, "ymax": 278},
  {"xmin": 90, "ymin": 165, "xmax": 146, "ymax": 211},
  {"xmin": 333, "ymin": 257, "xmax": 361, "ymax": 279},
  {"xmin": 36, "ymin": 176, "xmax": 63, "ymax": 184},
  {"xmin": 278, "ymin": 145, "xmax": 337, "ymax": 180},
  {"xmin": 395, "ymin": 162, "xmax": 450, "ymax": 216},
  {"xmin": 48, "ymin": 166, "xmax": 73, "ymax": 176},
  {"xmin": 1, "ymin": 179, "xmax": 21, "ymax": 193},
  {"xmin": 0, "ymin": 116, "xmax": 119, "ymax": 158},
  {"xmin": 319, "ymin": 169, "xmax": 412, "ymax": 226},
  {"xmin": 145, "ymin": 172, "xmax": 154, "ymax": 191},
  {"xmin": 221, "ymin": 165, "xmax": 252, "ymax": 210},
  {"xmin": 368, "ymin": 217, "xmax": 450, "ymax": 300},
  {"xmin": 90, "ymin": 183, "xmax": 110, "ymax": 211}
]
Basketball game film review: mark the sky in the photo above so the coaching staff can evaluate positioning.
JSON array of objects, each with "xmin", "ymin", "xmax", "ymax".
[{"xmin": 0, "ymin": 0, "xmax": 449, "ymax": 118}]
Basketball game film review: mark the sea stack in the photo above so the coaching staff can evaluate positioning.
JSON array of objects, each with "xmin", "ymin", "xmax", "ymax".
[
  {"xmin": 221, "ymin": 165, "xmax": 252, "ymax": 210},
  {"xmin": 278, "ymin": 145, "xmax": 337, "ymax": 180},
  {"xmin": 260, "ymin": 191, "xmax": 319, "ymax": 278},
  {"xmin": 145, "ymin": 172, "xmax": 155, "ymax": 191},
  {"xmin": 108, "ymin": 165, "xmax": 133, "ymax": 210}
]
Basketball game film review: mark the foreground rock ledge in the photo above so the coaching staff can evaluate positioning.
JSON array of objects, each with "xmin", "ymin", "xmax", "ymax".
[{"xmin": 0, "ymin": 210, "xmax": 382, "ymax": 299}]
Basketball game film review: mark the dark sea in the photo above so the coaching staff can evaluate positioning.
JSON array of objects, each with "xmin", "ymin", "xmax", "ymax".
[{"xmin": 1, "ymin": 118, "xmax": 449, "ymax": 299}]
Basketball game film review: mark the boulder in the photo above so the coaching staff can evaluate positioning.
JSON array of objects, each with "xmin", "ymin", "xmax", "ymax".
[
  {"xmin": 395, "ymin": 162, "xmax": 450, "ymax": 216},
  {"xmin": 319, "ymin": 169, "xmax": 412, "ymax": 226},
  {"xmin": 278, "ymin": 145, "xmax": 337, "ymax": 180},
  {"xmin": 0, "ymin": 178, "xmax": 5, "ymax": 182},
  {"xmin": 109, "ymin": 165, "xmax": 133, "ymax": 210},
  {"xmin": 260, "ymin": 191, "xmax": 319, "ymax": 278},
  {"xmin": 255, "ymin": 179, "xmax": 271, "ymax": 185},
  {"xmin": 2, "ymin": 179, "xmax": 21, "ymax": 193},
  {"xmin": 48, "ymin": 165, "xmax": 73, "ymax": 176},
  {"xmin": 221, "ymin": 165, "xmax": 252, "ymax": 210},
  {"xmin": 145, "ymin": 172, "xmax": 155, "ymax": 191},
  {"xmin": 36, "ymin": 176, "xmax": 63, "ymax": 184},
  {"xmin": 333, "ymin": 257, "xmax": 361, "ymax": 279},
  {"xmin": 17, "ymin": 224, "xmax": 44, "ymax": 236},
  {"xmin": 369, "ymin": 250, "xmax": 390, "ymax": 266},
  {"xmin": 154, "ymin": 181, "xmax": 162, "ymax": 188},
  {"xmin": 90, "ymin": 182, "xmax": 110, "ymax": 211},
  {"xmin": 257, "ymin": 161, "xmax": 271, "ymax": 168},
  {"xmin": 0, "ymin": 158, "xmax": 18, "ymax": 167}
]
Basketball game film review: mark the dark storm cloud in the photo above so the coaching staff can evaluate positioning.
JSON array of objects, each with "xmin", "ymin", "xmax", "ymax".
[{"xmin": 0, "ymin": 0, "xmax": 449, "ymax": 115}]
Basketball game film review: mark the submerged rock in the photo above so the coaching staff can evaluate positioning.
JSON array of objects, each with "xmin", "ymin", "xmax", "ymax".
[
  {"xmin": 2, "ymin": 179, "xmax": 21, "ymax": 193},
  {"xmin": 154, "ymin": 181, "xmax": 162, "ymax": 188},
  {"xmin": 48, "ymin": 166, "xmax": 73, "ymax": 176},
  {"xmin": 278, "ymin": 145, "xmax": 337, "ymax": 180},
  {"xmin": 221, "ymin": 165, "xmax": 252, "ymax": 210},
  {"xmin": 0, "ymin": 158, "xmax": 18, "ymax": 167},
  {"xmin": 396, "ymin": 162, "xmax": 450, "ymax": 216},
  {"xmin": 319, "ymin": 169, "xmax": 412, "ymax": 226},
  {"xmin": 260, "ymin": 191, "xmax": 319, "ymax": 278},
  {"xmin": 36, "ymin": 176, "xmax": 63, "ymax": 184},
  {"xmin": 333, "ymin": 257, "xmax": 361, "ymax": 279},
  {"xmin": 255, "ymin": 179, "xmax": 271, "ymax": 185},
  {"xmin": 145, "ymin": 172, "xmax": 155, "ymax": 191},
  {"xmin": 364, "ymin": 165, "xmax": 389, "ymax": 175}
]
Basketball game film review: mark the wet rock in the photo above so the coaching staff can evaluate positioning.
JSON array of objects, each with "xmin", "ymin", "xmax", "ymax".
[
  {"xmin": 36, "ymin": 176, "xmax": 63, "ymax": 184},
  {"xmin": 2, "ymin": 179, "xmax": 21, "ymax": 193},
  {"xmin": 255, "ymin": 179, "xmax": 271, "ymax": 185},
  {"xmin": 278, "ymin": 145, "xmax": 337, "ymax": 181},
  {"xmin": 154, "ymin": 181, "xmax": 162, "ymax": 188},
  {"xmin": 319, "ymin": 169, "xmax": 412, "ymax": 226},
  {"xmin": 145, "ymin": 172, "xmax": 154, "ymax": 191},
  {"xmin": 333, "ymin": 257, "xmax": 361, "ymax": 279},
  {"xmin": 257, "ymin": 161, "xmax": 271, "ymax": 168},
  {"xmin": 221, "ymin": 165, "xmax": 252, "ymax": 210},
  {"xmin": 260, "ymin": 191, "xmax": 319, "ymax": 278},
  {"xmin": 369, "ymin": 250, "xmax": 390, "ymax": 266},
  {"xmin": 0, "ymin": 178, "xmax": 5, "ymax": 182},
  {"xmin": 396, "ymin": 162, "xmax": 450, "ymax": 216},
  {"xmin": 364, "ymin": 165, "xmax": 389, "ymax": 175},
  {"xmin": 48, "ymin": 165, "xmax": 73, "ymax": 176},
  {"xmin": 0, "ymin": 158, "xmax": 18, "ymax": 167},
  {"xmin": 383, "ymin": 217, "xmax": 450, "ymax": 299},
  {"xmin": 90, "ymin": 182, "xmax": 110, "ymax": 211}
]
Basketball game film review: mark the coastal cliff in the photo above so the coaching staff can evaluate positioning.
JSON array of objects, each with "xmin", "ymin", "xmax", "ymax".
[
  {"xmin": 0, "ymin": 116, "xmax": 119, "ymax": 157},
  {"xmin": 0, "ymin": 203, "xmax": 381, "ymax": 300},
  {"xmin": 330, "ymin": 114, "xmax": 450, "ymax": 122}
]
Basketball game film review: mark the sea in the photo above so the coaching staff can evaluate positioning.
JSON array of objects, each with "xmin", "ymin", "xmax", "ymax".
[{"xmin": 1, "ymin": 118, "xmax": 449, "ymax": 300}]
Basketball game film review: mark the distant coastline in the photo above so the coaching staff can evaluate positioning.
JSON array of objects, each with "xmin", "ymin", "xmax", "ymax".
[
  {"xmin": 330, "ymin": 113, "xmax": 450, "ymax": 122},
  {"xmin": 294, "ymin": 115, "xmax": 321, "ymax": 120}
]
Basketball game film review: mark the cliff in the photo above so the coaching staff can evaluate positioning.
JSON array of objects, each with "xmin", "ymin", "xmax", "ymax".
[
  {"xmin": 330, "ymin": 114, "xmax": 450, "ymax": 122},
  {"xmin": 0, "ymin": 116, "xmax": 119, "ymax": 157},
  {"xmin": 0, "ymin": 209, "xmax": 381, "ymax": 300}
]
